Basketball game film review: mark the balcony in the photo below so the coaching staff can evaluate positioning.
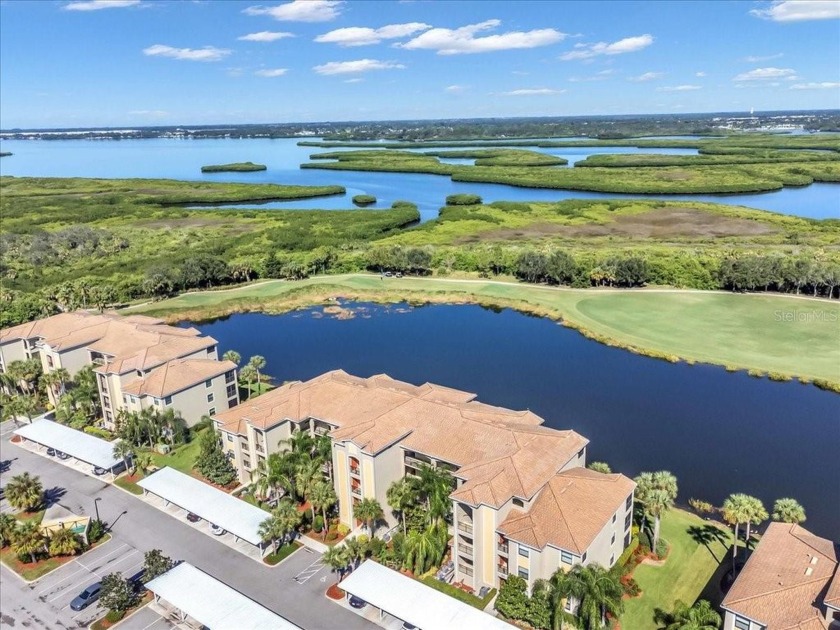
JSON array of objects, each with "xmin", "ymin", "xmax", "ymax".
[
  {"xmin": 457, "ymin": 521, "xmax": 473, "ymax": 535},
  {"xmin": 255, "ymin": 443, "xmax": 265, "ymax": 454},
  {"xmin": 497, "ymin": 564, "xmax": 509, "ymax": 577},
  {"xmin": 349, "ymin": 466, "xmax": 360, "ymax": 477},
  {"xmin": 458, "ymin": 564, "xmax": 474, "ymax": 578},
  {"xmin": 497, "ymin": 543, "xmax": 509, "ymax": 555},
  {"xmin": 457, "ymin": 543, "xmax": 473, "ymax": 557},
  {"xmin": 314, "ymin": 426, "xmax": 330, "ymax": 436},
  {"xmin": 404, "ymin": 455, "xmax": 431, "ymax": 469}
]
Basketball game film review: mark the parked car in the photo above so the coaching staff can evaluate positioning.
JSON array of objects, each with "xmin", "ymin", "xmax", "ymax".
[
  {"xmin": 348, "ymin": 596, "xmax": 367, "ymax": 609},
  {"xmin": 46, "ymin": 448, "xmax": 56, "ymax": 457},
  {"xmin": 209, "ymin": 523, "xmax": 225, "ymax": 536},
  {"xmin": 383, "ymin": 271, "xmax": 393, "ymax": 277},
  {"xmin": 401, "ymin": 622, "xmax": 418, "ymax": 630},
  {"xmin": 186, "ymin": 512, "xmax": 200, "ymax": 523},
  {"xmin": 56, "ymin": 451, "xmax": 69, "ymax": 460},
  {"xmin": 127, "ymin": 569, "xmax": 145, "ymax": 589},
  {"xmin": 70, "ymin": 582, "xmax": 101, "ymax": 611},
  {"xmin": 92, "ymin": 466, "xmax": 107, "ymax": 476},
  {"xmin": 395, "ymin": 272, "xmax": 403, "ymax": 278}
]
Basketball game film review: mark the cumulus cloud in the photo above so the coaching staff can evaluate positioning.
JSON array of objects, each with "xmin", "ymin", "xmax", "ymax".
[
  {"xmin": 143, "ymin": 44, "xmax": 231, "ymax": 62},
  {"xmin": 560, "ymin": 34, "xmax": 653, "ymax": 60},
  {"xmin": 64, "ymin": 0, "xmax": 139, "ymax": 10},
  {"xmin": 628, "ymin": 71, "xmax": 664, "ymax": 82},
  {"xmin": 790, "ymin": 81, "xmax": 840, "ymax": 89},
  {"xmin": 313, "ymin": 58, "xmax": 405, "ymax": 75},
  {"xmin": 750, "ymin": 1, "xmax": 840, "ymax": 22},
  {"xmin": 244, "ymin": 0, "xmax": 343, "ymax": 22},
  {"xmin": 656, "ymin": 84, "xmax": 702, "ymax": 92},
  {"xmin": 501, "ymin": 88, "xmax": 565, "ymax": 96},
  {"xmin": 255, "ymin": 68, "xmax": 289, "ymax": 77},
  {"xmin": 695, "ymin": 71, "xmax": 707, "ymax": 77},
  {"xmin": 733, "ymin": 67, "xmax": 797, "ymax": 80},
  {"xmin": 445, "ymin": 84, "xmax": 468, "ymax": 93},
  {"xmin": 238, "ymin": 31, "xmax": 295, "ymax": 42},
  {"xmin": 315, "ymin": 23, "xmax": 431, "ymax": 46},
  {"xmin": 742, "ymin": 53, "xmax": 783, "ymax": 62},
  {"xmin": 398, "ymin": 19, "xmax": 565, "ymax": 55}
]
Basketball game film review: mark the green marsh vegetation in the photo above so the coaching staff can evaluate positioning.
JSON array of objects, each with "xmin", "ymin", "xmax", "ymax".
[
  {"xmin": 200, "ymin": 161, "xmax": 267, "ymax": 172},
  {"xmin": 352, "ymin": 194, "xmax": 376, "ymax": 206}
]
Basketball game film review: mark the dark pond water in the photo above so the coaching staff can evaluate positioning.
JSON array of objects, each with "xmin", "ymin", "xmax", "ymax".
[
  {"xmin": 2, "ymin": 138, "xmax": 838, "ymax": 221},
  {"xmin": 190, "ymin": 303, "xmax": 840, "ymax": 538}
]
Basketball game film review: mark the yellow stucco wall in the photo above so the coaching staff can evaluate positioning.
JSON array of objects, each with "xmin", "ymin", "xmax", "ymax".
[
  {"xmin": 362, "ymin": 459, "xmax": 375, "ymax": 499},
  {"xmin": 336, "ymin": 450, "xmax": 350, "ymax": 523}
]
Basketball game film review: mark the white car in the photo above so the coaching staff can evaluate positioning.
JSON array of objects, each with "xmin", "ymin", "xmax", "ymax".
[{"xmin": 209, "ymin": 523, "xmax": 225, "ymax": 536}]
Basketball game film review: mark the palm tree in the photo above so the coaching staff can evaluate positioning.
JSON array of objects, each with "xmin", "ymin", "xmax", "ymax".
[
  {"xmin": 772, "ymin": 498, "xmax": 806, "ymax": 524},
  {"xmin": 387, "ymin": 478, "xmax": 417, "ymax": 536},
  {"xmin": 258, "ymin": 512, "xmax": 289, "ymax": 555},
  {"xmin": 354, "ymin": 498, "xmax": 384, "ymax": 536},
  {"xmin": 48, "ymin": 528, "xmax": 82, "ymax": 557},
  {"xmin": 314, "ymin": 435, "xmax": 333, "ymax": 482},
  {"xmin": 253, "ymin": 452, "xmax": 296, "ymax": 502},
  {"xmin": 653, "ymin": 599, "xmax": 721, "ymax": 630},
  {"xmin": 5, "ymin": 472, "xmax": 44, "ymax": 513},
  {"xmin": 41, "ymin": 368, "xmax": 70, "ymax": 402},
  {"xmin": 417, "ymin": 464, "xmax": 454, "ymax": 526},
  {"xmin": 743, "ymin": 496, "xmax": 768, "ymax": 547},
  {"xmin": 296, "ymin": 459, "xmax": 323, "ymax": 521},
  {"xmin": 222, "ymin": 350, "xmax": 241, "ymax": 366},
  {"xmin": 403, "ymin": 523, "xmax": 447, "ymax": 575},
  {"xmin": 113, "ymin": 440, "xmax": 136, "ymax": 474},
  {"xmin": 310, "ymin": 481, "xmax": 337, "ymax": 541},
  {"xmin": 634, "ymin": 471, "xmax": 678, "ymax": 553},
  {"xmin": 247, "ymin": 355, "xmax": 266, "ymax": 392},
  {"xmin": 587, "ymin": 462, "xmax": 612, "ymax": 474},
  {"xmin": 323, "ymin": 544, "xmax": 350, "ymax": 581},
  {"xmin": 280, "ymin": 428, "xmax": 315, "ymax": 460},
  {"xmin": 12, "ymin": 521, "xmax": 46, "ymax": 564},
  {"xmin": 259, "ymin": 499, "xmax": 301, "ymax": 554},
  {"xmin": 343, "ymin": 536, "xmax": 366, "ymax": 569},
  {"xmin": 0, "ymin": 513, "xmax": 16, "ymax": 547},
  {"xmin": 551, "ymin": 564, "xmax": 624, "ymax": 630},
  {"xmin": 547, "ymin": 570, "xmax": 579, "ymax": 630},
  {"xmin": 238, "ymin": 365, "xmax": 257, "ymax": 399},
  {"xmin": 721, "ymin": 494, "xmax": 751, "ymax": 568}
]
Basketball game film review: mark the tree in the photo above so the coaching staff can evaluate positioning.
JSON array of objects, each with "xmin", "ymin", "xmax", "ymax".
[
  {"xmin": 323, "ymin": 544, "xmax": 350, "ymax": 581},
  {"xmin": 143, "ymin": 549, "xmax": 174, "ymax": 582},
  {"xmin": 546, "ymin": 250, "xmax": 576, "ymax": 286},
  {"xmin": 772, "ymin": 498, "xmax": 806, "ymax": 524},
  {"xmin": 587, "ymin": 462, "xmax": 612, "ymax": 474},
  {"xmin": 48, "ymin": 528, "xmax": 82, "ymax": 557},
  {"xmin": 721, "ymin": 494, "xmax": 751, "ymax": 567},
  {"xmin": 222, "ymin": 350, "xmax": 241, "ymax": 366},
  {"xmin": 239, "ymin": 365, "xmax": 257, "ymax": 399},
  {"xmin": 742, "ymin": 496, "xmax": 768, "ymax": 546},
  {"xmin": 248, "ymin": 355, "xmax": 267, "ymax": 392},
  {"xmin": 259, "ymin": 499, "xmax": 301, "ymax": 554},
  {"xmin": 551, "ymin": 564, "xmax": 624, "ymax": 629},
  {"xmin": 354, "ymin": 498, "xmax": 384, "ymax": 535},
  {"xmin": 195, "ymin": 430, "xmax": 237, "ymax": 486},
  {"xmin": 0, "ymin": 513, "xmax": 16, "ymax": 547},
  {"xmin": 112, "ymin": 440, "xmax": 136, "ymax": 473},
  {"xmin": 99, "ymin": 573, "xmax": 138, "ymax": 614},
  {"xmin": 516, "ymin": 250, "xmax": 549, "ymax": 283},
  {"xmin": 526, "ymin": 579, "xmax": 553, "ymax": 630},
  {"xmin": 416, "ymin": 464, "xmax": 454, "ymax": 527},
  {"xmin": 402, "ymin": 523, "xmax": 447, "ymax": 575},
  {"xmin": 310, "ymin": 481, "xmax": 337, "ymax": 541},
  {"xmin": 296, "ymin": 459, "xmax": 323, "ymax": 522},
  {"xmin": 5, "ymin": 472, "xmax": 44, "ymax": 513},
  {"xmin": 42, "ymin": 367, "xmax": 70, "ymax": 401},
  {"xmin": 653, "ymin": 599, "xmax": 721, "ymax": 630},
  {"xmin": 495, "ymin": 574, "xmax": 529, "ymax": 621},
  {"xmin": 12, "ymin": 521, "xmax": 46, "ymax": 564},
  {"xmin": 634, "ymin": 471, "xmax": 678, "ymax": 553},
  {"xmin": 387, "ymin": 478, "xmax": 418, "ymax": 536}
]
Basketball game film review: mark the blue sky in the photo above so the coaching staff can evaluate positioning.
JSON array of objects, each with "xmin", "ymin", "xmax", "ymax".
[{"xmin": 1, "ymin": 0, "xmax": 838, "ymax": 128}]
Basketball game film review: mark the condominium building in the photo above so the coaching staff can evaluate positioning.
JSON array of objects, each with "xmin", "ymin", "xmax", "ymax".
[
  {"xmin": 213, "ymin": 370, "xmax": 635, "ymax": 592},
  {"xmin": 0, "ymin": 311, "xmax": 239, "ymax": 427},
  {"xmin": 721, "ymin": 522, "xmax": 839, "ymax": 630}
]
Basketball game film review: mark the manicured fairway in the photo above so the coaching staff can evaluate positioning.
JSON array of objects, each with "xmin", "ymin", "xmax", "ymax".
[{"xmin": 129, "ymin": 274, "xmax": 840, "ymax": 384}]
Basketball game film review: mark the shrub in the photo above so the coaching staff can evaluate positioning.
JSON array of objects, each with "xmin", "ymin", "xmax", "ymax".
[
  {"xmin": 655, "ymin": 538, "xmax": 670, "ymax": 559},
  {"xmin": 88, "ymin": 519, "xmax": 107, "ymax": 543},
  {"xmin": 688, "ymin": 498, "xmax": 715, "ymax": 515},
  {"xmin": 105, "ymin": 610, "xmax": 125, "ymax": 623},
  {"xmin": 313, "ymin": 515, "xmax": 324, "ymax": 533},
  {"xmin": 621, "ymin": 574, "xmax": 641, "ymax": 597},
  {"xmin": 337, "ymin": 523, "xmax": 350, "ymax": 536},
  {"xmin": 391, "ymin": 200, "xmax": 416, "ymax": 209},
  {"xmin": 84, "ymin": 426, "xmax": 113, "ymax": 440},
  {"xmin": 617, "ymin": 536, "xmax": 640, "ymax": 566},
  {"xmin": 445, "ymin": 193, "xmax": 482, "ymax": 206},
  {"xmin": 352, "ymin": 194, "xmax": 376, "ymax": 206},
  {"xmin": 495, "ymin": 574, "xmax": 528, "ymax": 620}
]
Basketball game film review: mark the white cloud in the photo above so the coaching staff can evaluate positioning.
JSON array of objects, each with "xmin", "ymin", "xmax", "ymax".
[
  {"xmin": 399, "ymin": 19, "xmax": 565, "ymax": 55},
  {"xmin": 695, "ymin": 71, "xmax": 707, "ymax": 77},
  {"xmin": 313, "ymin": 58, "xmax": 405, "ymax": 75},
  {"xmin": 742, "ymin": 53, "xmax": 783, "ymax": 62},
  {"xmin": 238, "ymin": 31, "xmax": 295, "ymax": 42},
  {"xmin": 343, "ymin": 78, "xmax": 364, "ymax": 83},
  {"xmin": 315, "ymin": 23, "xmax": 431, "ymax": 47},
  {"xmin": 244, "ymin": 0, "xmax": 342, "ymax": 22},
  {"xmin": 501, "ymin": 88, "xmax": 565, "ymax": 96},
  {"xmin": 790, "ymin": 81, "xmax": 840, "ymax": 89},
  {"xmin": 143, "ymin": 44, "xmax": 231, "ymax": 62},
  {"xmin": 255, "ymin": 68, "xmax": 289, "ymax": 77},
  {"xmin": 750, "ymin": 1, "xmax": 840, "ymax": 22},
  {"xmin": 445, "ymin": 84, "xmax": 469, "ymax": 93},
  {"xmin": 733, "ymin": 67, "xmax": 797, "ymax": 80},
  {"xmin": 561, "ymin": 34, "xmax": 653, "ymax": 60},
  {"xmin": 628, "ymin": 71, "xmax": 664, "ymax": 82},
  {"xmin": 656, "ymin": 84, "xmax": 702, "ymax": 92},
  {"xmin": 64, "ymin": 0, "xmax": 139, "ymax": 10}
]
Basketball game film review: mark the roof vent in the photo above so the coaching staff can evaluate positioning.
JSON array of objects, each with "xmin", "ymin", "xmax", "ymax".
[
  {"xmin": 810, "ymin": 556, "xmax": 818, "ymax": 565},
  {"xmin": 805, "ymin": 567, "xmax": 814, "ymax": 576}
]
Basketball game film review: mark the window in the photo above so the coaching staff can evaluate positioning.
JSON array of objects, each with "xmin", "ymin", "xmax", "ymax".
[
  {"xmin": 581, "ymin": 552, "xmax": 587, "ymax": 562},
  {"xmin": 207, "ymin": 346, "xmax": 216, "ymax": 355},
  {"xmin": 577, "ymin": 448, "xmax": 584, "ymax": 459},
  {"xmin": 205, "ymin": 379, "xmax": 213, "ymax": 388},
  {"xmin": 561, "ymin": 551, "xmax": 574, "ymax": 565},
  {"xmin": 225, "ymin": 371, "xmax": 235, "ymax": 384},
  {"xmin": 105, "ymin": 411, "xmax": 113, "ymax": 422},
  {"xmin": 625, "ymin": 512, "xmax": 632, "ymax": 530},
  {"xmin": 209, "ymin": 407, "xmax": 216, "ymax": 416},
  {"xmin": 517, "ymin": 568, "xmax": 529, "ymax": 580},
  {"xmin": 564, "ymin": 598, "xmax": 573, "ymax": 612},
  {"xmin": 103, "ymin": 396, "xmax": 110, "ymax": 408},
  {"xmin": 733, "ymin": 617, "xmax": 751, "ymax": 630},
  {"xmin": 226, "ymin": 384, "xmax": 236, "ymax": 398},
  {"xmin": 123, "ymin": 395, "xmax": 129, "ymax": 404},
  {"xmin": 47, "ymin": 355, "xmax": 54, "ymax": 368},
  {"xmin": 207, "ymin": 392, "xmax": 215, "ymax": 403},
  {"xmin": 625, "ymin": 495, "xmax": 633, "ymax": 510},
  {"xmin": 130, "ymin": 395, "xmax": 137, "ymax": 403},
  {"xmin": 612, "ymin": 513, "xmax": 616, "ymax": 523},
  {"xmin": 518, "ymin": 546, "xmax": 529, "ymax": 558},
  {"xmin": 164, "ymin": 396, "xmax": 172, "ymax": 406},
  {"xmin": 226, "ymin": 434, "xmax": 233, "ymax": 442},
  {"xmin": 512, "ymin": 498, "xmax": 524, "ymax": 508},
  {"xmin": 243, "ymin": 458, "xmax": 251, "ymax": 469},
  {"xmin": 609, "ymin": 554, "xmax": 615, "ymax": 565},
  {"xmin": 611, "ymin": 533, "xmax": 616, "ymax": 545}
]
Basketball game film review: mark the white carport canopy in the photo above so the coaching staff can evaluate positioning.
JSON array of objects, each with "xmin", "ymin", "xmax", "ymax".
[
  {"xmin": 137, "ymin": 466, "xmax": 269, "ymax": 546},
  {"xmin": 146, "ymin": 562, "xmax": 300, "ymax": 629},
  {"xmin": 340, "ymin": 560, "xmax": 513, "ymax": 630},
  {"xmin": 14, "ymin": 419, "xmax": 121, "ymax": 470}
]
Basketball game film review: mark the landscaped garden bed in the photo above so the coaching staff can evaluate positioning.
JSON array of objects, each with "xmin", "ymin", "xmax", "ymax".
[
  {"xmin": 263, "ymin": 541, "xmax": 302, "ymax": 566},
  {"xmin": 1, "ymin": 533, "xmax": 111, "ymax": 582},
  {"xmin": 419, "ymin": 576, "xmax": 496, "ymax": 609}
]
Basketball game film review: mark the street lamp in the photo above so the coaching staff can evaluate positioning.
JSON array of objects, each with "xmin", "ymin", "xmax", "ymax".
[{"xmin": 93, "ymin": 497, "xmax": 101, "ymax": 523}]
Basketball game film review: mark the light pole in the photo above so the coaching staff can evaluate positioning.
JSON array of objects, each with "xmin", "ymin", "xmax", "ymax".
[{"xmin": 93, "ymin": 497, "xmax": 101, "ymax": 523}]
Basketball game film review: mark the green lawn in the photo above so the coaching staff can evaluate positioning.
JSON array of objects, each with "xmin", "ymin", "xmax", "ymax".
[
  {"xmin": 1, "ymin": 534, "xmax": 112, "ymax": 582},
  {"xmin": 146, "ymin": 430, "xmax": 206, "ymax": 473},
  {"xmin": 621, "ymin": 509, "xmax": 730, "ymax": 629},
  {"xmin": 419, "ymin": 575, "xmax": 496, "ymax": 609},
  {"xmin": 130, "ymin": 274, "xmax": 840, "ymax": 384},
  {"xmin": 264, "ymin": 541, "xmax": 302, "ymax": 565}
]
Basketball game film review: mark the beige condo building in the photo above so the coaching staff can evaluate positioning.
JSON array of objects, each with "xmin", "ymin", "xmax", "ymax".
[
  {"xmin": 0, "ymin": 311, "xmax": 239, "ymax": 427},
  {"xmin": 213, "ymin": 370, "xmax": 635, "ymax": 593}
]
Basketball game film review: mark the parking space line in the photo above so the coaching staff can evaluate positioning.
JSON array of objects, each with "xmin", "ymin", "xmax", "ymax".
[{"xmin": 293, "ymin": 557, "xmax": 326, "ymax": 584}]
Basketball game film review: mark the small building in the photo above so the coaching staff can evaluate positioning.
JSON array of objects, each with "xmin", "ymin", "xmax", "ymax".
[
  {"xmin": 721, "ymin": 522, "xmax": 840, "ymax": 630},
  {"xmin": 40, "ymin": 504, "xmax": 91, "ymax": 544}
]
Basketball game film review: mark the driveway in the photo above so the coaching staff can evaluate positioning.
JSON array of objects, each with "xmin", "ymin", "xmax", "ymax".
[{"xmin": 0, "ymin": 425, "xmax": 375, "ymax": 630}]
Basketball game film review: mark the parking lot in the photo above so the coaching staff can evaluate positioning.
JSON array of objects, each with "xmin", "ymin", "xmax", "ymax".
[
  {"xmin": 12, "ymin": 436, "xmax": 118, "ymax": 482},
  {"xmin": 31, "ymin": 539, "xmax": 144, "ymax": 627}
]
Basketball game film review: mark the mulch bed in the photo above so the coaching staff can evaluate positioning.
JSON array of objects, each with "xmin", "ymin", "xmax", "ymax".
[{"xmin": 326, "ymin": 583, "xmax": 345, "ymax": 600}]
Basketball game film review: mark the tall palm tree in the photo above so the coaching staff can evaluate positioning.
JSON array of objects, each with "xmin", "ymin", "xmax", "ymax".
[
  {"xmin": 222, "ymin": 350, "xmax": 241, "ymax": 366},
  {"xmin": 12, "ymin": 521, "xmax": 45, "ymax": 564},
  {"xmin": 387, "ymin": 478, "xmax": 417, "ymax": 536},
  {"xmin": 247, "ymin": 355, "xmax": 266, "ymax": 392},
  {"xmin": 634, "ymin": 471, "xmax": 678, "ymax": 553},
  {"xmin": 552, "ymin": 564, "xmax": 624, "ymax": 630},
  {"xmin": 258, "ymin": 512, "xmax": 289, "ymax": 555},
  {"xmin": 0, "ymin": 513, "xmax": 16, "ymax": 547},
  {"xmin": 343, "ymin": 536, "xmax": 366, "ymax": 569},
  {"xmin": 112, "ymin": 440, "xmax": 136, "ymax": 473},
  {"xmin": 323, "ymin": 544, "xmax": 350, "ymax": 581},
  {"xmin": 743, "ymin": 496, "xmax": 768, "ymax": 546},
  {"xmin": 403, "ymin": 523, "xmax": 447, "ymax": 575},
  {"xmin": 772, "ymin": 498, "xmax": 806, "ymax": 524},
  {"xmin": 48, "ymin": 528, "xmax": 82, "ymax": 557},
  {"xmin": 354, "ymin": 498, "xmax": 384, "ymax": 536},
  {"xmin": 547, "ymin": 570, "xmax": 579, "ymax": 630},
  {"xmin": 314, "ymin": 435, "xmax": 333, "ymax": 482},
  {"xmin": 252, "ymin": 452, "xmax": 295, "ymax": 502},
  {"xmin": 239, "ymin": 365, "xmax": 257, "ymax": 399},
  {"xmin": 296, "ymin": 459, "xmax": 323, "ymax": 520},
  {"xmin": 280, "ymin": 428, "xmax": 315, "ymax": 460},
  {"xmin": 721, "ymin": 494, "xmax": 751, "ymax": 568},
  {"xmin": 653, "ymin": 599, "xmax": 721, "ymax": 630},
  {"xmin": 258, "ymin": 499, "xmax": 301, "ymax": 554},
  {"xmin": 417, "ymin": 464, "xmax": 454, "ymax": 526},
  {"xmin": 310, "ymin": 481, "xmax": 337, "ymax": 541},
  {"xmin": 5, "ymin": 472, "xmax": 44, "ymax": 513}
]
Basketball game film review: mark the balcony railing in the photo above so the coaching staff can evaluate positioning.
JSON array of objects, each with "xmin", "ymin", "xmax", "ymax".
[
  {"xmin": 497, "ymin": 543, "xmax": 508, "ymax": 555},
  {"xmin": 314, "ymin": 426, "xmax": 330, "ymax": 436},
  {"xmin": 497, "ymin": 565, "xmax": 508, "ymax": 577},
  {"xmin": 404, "ymin": 455, "xmax": 431, "ymax": 469},
  {"xmin": 255, "ymin": 443, "xmax": 264, "ymax": 454},
  {"xmin": 457, "ymin": 521, "xmax": 473, "ymax": 535},
  {"xmin": 457, "ymin": 543, "xmax": 473, "ymax": 557},
  {"xmin": 351, "ymin": 486, "xmax": 362, "ymax": 497},
  {"xmin": 349, "ymin": 466, "xmax": 360, "ymax": 476},
  {"xmin": 458, "ymin": 564, "xmax": 474, "ymax": 577}
]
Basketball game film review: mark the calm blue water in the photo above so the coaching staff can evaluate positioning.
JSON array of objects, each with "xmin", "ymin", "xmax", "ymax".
[
  {"xmin": 191, "ymin": 303, "xmax": 839, "ymax": 539},
  {"xmin": 1, "ymin": 138, "xmax": 838, "ymax": 221}
]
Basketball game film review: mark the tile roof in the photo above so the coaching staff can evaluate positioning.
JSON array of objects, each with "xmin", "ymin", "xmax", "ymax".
[
  {"xmin": 213, "ymin": 370, "xmax": 588, "ymax": 508},
  {"xmin": 497, "ymin": 468, "xmax": 635, "ymax": 554},
  {"xmin": 122, "ymin": 359, "xmax": 236, "ymax": 399},
  {"xmin": 721, "ymin": 522, "xmax": 839, "ymax": 629}
]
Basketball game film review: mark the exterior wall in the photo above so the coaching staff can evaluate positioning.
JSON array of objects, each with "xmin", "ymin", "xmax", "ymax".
[
  {"xmin": 0, "ymin": 339, "xmax": 30, "ymax": 371},
  {"xmin": 370, "ymin": 442, "xmax": 405, "ymax": 529},
  {"xmin": 335, "ymin": 447, "xmax": 351, "ymax": 524},
  {"xmin": 584, "ymin": 492, "xmax": 634, "ymax": 569},
  {"xmin": 722, "ymin": 611, "xmax": 765, "ymax": 630},
  {"xmin": 218, "ymin": 424, "xmax": 247, "ymax": 481},
  {"xmin": 561, "ymin": 446, "xmax": 586, "ymax": 472},
  {"xmin": 48, "ymin": 346, "xmax": 90, "ymax": 376},
  {"xmin": 452, "ymin": 501, "xmax": 476, "ymax": 587}
]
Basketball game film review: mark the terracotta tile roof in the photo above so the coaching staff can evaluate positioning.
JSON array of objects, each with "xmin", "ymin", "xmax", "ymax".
[
  {"xmin": 213, "ymin": 370, "xmax": 588, "ymax": 509},
  {"xmin": 497, "ymin": 468, "xmax": 635, "ymax": 554},
  {"xmin": 721, "ymin": 523, "xmax": 839, "ymax": 629},
  {"xmin": 122, "ymin": 359, "xmax": 236, "ymax": 399}
]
